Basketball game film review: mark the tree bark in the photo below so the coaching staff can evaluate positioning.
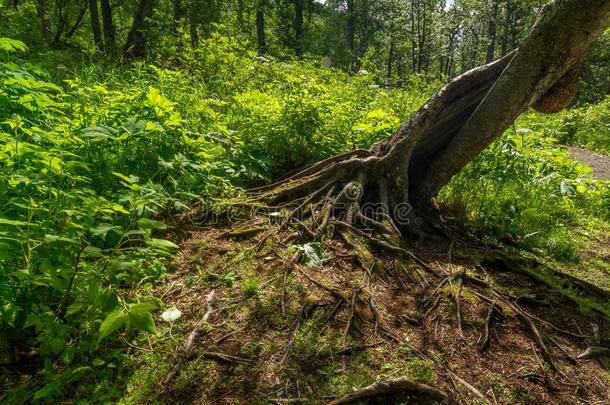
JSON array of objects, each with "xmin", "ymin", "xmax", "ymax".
[
  {"xmin": 100, "ymin": 0, "xmax": 115, "ymax": 48},
  {"xmin": 89, "ymin": 0, "xmax": 103, "ymax": 49},
  {"xmin": 256, "ymin": 1, "xmax": 267, "ymax": 55},
  {"xmin": 124, "ymin": 0, "xmax": 155, "ymax": 58}
]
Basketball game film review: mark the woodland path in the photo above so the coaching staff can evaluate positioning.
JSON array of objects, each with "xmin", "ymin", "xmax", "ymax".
[{"xmin": 568, "ymin": 146, "xmax": 610, "ymax": 180}]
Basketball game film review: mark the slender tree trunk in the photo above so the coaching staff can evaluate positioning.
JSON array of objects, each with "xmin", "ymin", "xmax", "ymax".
[
  {"xmin": 173, "ymin": 0, "xmax": 181, "ymax": 33},
  {"xmin": 190, "ymin": 17, "xmax": 199, "ymax": 48},
  {"xmin": 66, "ymin": 3, "xmax": 87, "ymax": 39},
  {"xmin": 256, "ymin": 1, "xmax": 266, "ymax": 55},
  {"xmin": 100, "ymin": 0, "xmax": 115, "ymax": 48},
  {"xmin": 501, "ymin": 0, "xmax": 512, "ymax": 55},
  {"xmin": 410, "ymin": 3, "xmax": 417, "ymax": 72},
  {"xmin": 486, "ymin": 0, "xmax": 499, "ymax": 62},
  {"xmin": 294, "ymin": 0, "xmax": 304, "ymax": 57},
  {"xmin": 387, "ymin": 39, "xmax": 395, "ymax": 78},
  {"xmin": 124, "ymin": 0, "xmax": 155, "ymax": 58},
  {"xmin": 35, "ymin": 0, "xmax": 55, "ymax": 45},
  {"xmin": 346, "ymin": 0, "xmax": 354, "ymax": 52},
  {"xmin": 89, "ymin": 0, "xmax": 103, "ymax": 49}
]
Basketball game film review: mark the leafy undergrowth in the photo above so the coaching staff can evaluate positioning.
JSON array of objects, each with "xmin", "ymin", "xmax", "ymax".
[
  {"xmin": 14, "ymin": 221, "xmax": 604, "ymax": 405},
  {"xmin": 536, "ymin": 98, "xmax": 610, "ymax": 155}
]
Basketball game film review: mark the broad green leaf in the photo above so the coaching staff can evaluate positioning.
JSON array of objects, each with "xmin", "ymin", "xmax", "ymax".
[
  {"xmin": 147, "ymin": 238, "xmax": 179, "ymax": 250},
  {"xmin": 33, "ymin": 382, "xmax": 62, "ymax": 400},
  {"xmin": 137, "ymin": 218, "xmax": 167, "ymax": 230},
  {"xmin": 90, "ymin": 223, "xmax": 121, "ymax": 238},
  {"xmin": 98, "ymin": 309, "xmax": 126, "ymax": 341},
  {"xmin": 295, "ymin": 242, "xmax": 332, "ymax": 268},
  {"xmin": 92, "ymin": 358, "xmax": 105, "ymax": 367},
  {"xmin": 127, "ymin": 304, "xmax": 156, "ymax": 334}
]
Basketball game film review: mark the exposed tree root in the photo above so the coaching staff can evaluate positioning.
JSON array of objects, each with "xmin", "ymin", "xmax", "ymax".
[{"xmin": 327, "ymin": 376, "xmax": 447, "ymax": 405}]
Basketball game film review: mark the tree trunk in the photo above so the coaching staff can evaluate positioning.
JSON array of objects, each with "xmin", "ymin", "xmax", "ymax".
[
  {"xmin": 251, "ymin": 0, "xmax": 610, "ymax": 237},
  {"xmin": 190, "ymin": 17, "xmax": 199, "ymax": 48},
  {"xmin": 66, "ymin": 3, "xmax": 88, "ymax": 40},
  {"xmin": 346, "ymin": 0, "xmax": 354, "ymax": 52},
  {"xmin": 35, "ymin": 0, "xmax": 55, "ymax": 45},
  {"xmin": 486, "ymin": 0, "xmax": 499, "ymax": 63},
  {"xmin": 89, "ymin": 0, "xmax": 103, "ymax": 49},
  {"xmin": 294, "ymin": 0, "xmax": 304, "ymax": 57},
  {"xmin": 124, "ymin": 0, "xmax": 155, "ymax": 58},
  {"xmin": 256, "ymin": 1, "xmax": 266, "ymax": 55},
  {"xmin": 501, "ymin": 0, "xmax": 512, "ymax": 55},
  {"xmin": 173, "ymin": 0, "xmax": 181, "ymax": 33},
  {"xmin": 100, "ymin": 0, "xmax": 115, "ymax": 48},
  {"xmin": 387, "ymin": 39, "xmax": 395, "ymax": 78}
]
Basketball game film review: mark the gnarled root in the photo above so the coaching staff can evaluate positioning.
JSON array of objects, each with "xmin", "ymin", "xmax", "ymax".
[{"xmin": 328, "ymin": 376, "xmax": 447, "ymax": 405}]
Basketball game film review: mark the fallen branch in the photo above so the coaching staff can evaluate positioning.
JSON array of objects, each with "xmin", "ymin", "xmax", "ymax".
[
  {"xmin": 576, "ymin": 346, "xmax": 610, "ymax": 359},
  {"xmin": 157, "ymin": 290, "xmax": 215, "ymax": 392},
  {"xmin": 327, "ymin": 376, "xmax": 447, "ymax": 404}
]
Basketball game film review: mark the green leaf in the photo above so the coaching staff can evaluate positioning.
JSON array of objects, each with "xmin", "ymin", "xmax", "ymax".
[
  {"xmin": 560, "ymin": 179, "xmax": 576, "ymax": 196},
  {"xmin": 127, "ymin": 304, "xmax": 156, "ymax": 334},
  {"xmin": 90, "ymin": 223, "xmax": 121, "ymax": 238},
  {"xmin": 0, "ymin": 37, "xmax": 28, "ymax": 53},
  {"xmin": 44, "ymin": 234, "xmax": 77, "ymax": 244},
  {"xmin": 98, "ymin": 309, "xmax": 126, "ymax": 341},
  {"xmin": 82, "ymin": 246, "xmax": 103, "ymax": 257},
  {"xmin": 92, "ymin": 358, "xmax": 105, "ymax": 367},
  {"xmin": 296, "ymin": 242, "xmax": 332, "ymax": 268},
  {"xmin": 0, "ymin": 218, "xmax": 28, "ymax": 226},
  {"xmin": 81, "ymin": 125, "xmax": 118, "ymax": 141},
  {"xmin": 33, "ymin": 382, "xmax": 62, "ymax": 400},
  {"xmin": 137, "ymin": 218, "xmax": 167, "ymax": 230},
  {"xmin": 147, "ymin": 238, "xmax": 179, "ymax": 250}
]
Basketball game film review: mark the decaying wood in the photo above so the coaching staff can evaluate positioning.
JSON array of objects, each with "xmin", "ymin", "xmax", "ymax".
[{"xmin": 327, "ymin": 376, "xmax": 447, "ymax": 405}]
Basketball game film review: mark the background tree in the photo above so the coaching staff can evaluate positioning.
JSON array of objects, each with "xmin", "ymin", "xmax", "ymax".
[{"xmin": 89, "ymin": 0, "xmax": 103, "ymax": 49}]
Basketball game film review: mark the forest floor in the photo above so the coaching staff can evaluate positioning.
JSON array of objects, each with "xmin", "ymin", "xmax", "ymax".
[
  {"xmin": 568, "ymin": 146, "xmax": 610, "ymax": 180},
  {"xmin": 120, "ymin": 216, "xmax": 610, "ymax": 404}
]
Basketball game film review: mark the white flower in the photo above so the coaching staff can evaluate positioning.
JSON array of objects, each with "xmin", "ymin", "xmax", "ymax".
[{"xmin": 161, "ymin": 307, "xmax": 182, "ymax": 322}]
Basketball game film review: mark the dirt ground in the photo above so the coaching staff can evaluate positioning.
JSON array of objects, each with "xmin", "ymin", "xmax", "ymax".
[
  {"xmin": 140, "ymin": 219, "xmax": 610, "ymax": 405},
  {"xmin": 568, "ymin": 146, "xmax": 610, "ymax": 180}
]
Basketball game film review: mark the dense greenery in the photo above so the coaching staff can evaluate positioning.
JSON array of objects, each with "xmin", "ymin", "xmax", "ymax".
[{"xmin": 0, "ymin": 0, "xmax": 609, "ymax": 402}]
